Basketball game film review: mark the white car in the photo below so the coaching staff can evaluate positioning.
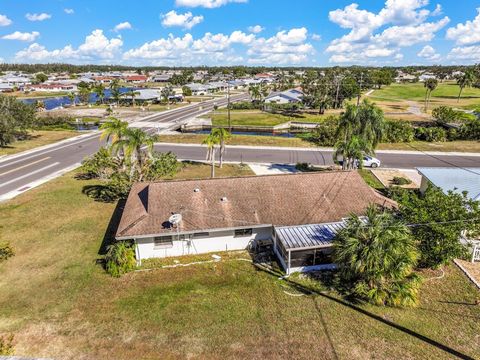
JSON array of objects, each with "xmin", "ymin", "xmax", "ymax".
[{"xmin": 361, "ymin": 156, "xmax": 381, "ymax": 168}]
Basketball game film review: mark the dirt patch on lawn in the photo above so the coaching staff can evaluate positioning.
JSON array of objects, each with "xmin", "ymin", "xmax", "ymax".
[{"xmin": 371, "ymin": 169, "xmax": 421, "ymax": 189}]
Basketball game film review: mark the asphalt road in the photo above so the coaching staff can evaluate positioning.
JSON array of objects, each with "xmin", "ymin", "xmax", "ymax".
[{"xmin": 1, "ymin": 93, "xmax": 480, "ymax": 201}]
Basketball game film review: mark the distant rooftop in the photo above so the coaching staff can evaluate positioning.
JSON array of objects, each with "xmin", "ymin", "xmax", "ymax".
[{"xmin": 417, "ymin": 167, "xmax": 480, "ymax": 201}]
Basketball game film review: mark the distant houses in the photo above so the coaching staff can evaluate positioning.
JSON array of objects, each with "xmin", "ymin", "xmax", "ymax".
[{"xmin": 264, "ymin": 88, "xmax": 304, "ymax": 104}]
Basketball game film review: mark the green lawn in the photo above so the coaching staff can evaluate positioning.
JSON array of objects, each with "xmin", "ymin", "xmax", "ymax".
[
  {"xmin": 370, "ymin": 82, "xmax": 480, "ymax": 109},
  {"xmin": 209, "ymin": 110, "xmax": 328, "ymax": 127},
  {"xmin": 0, "ymin": 130, "xmax": 80, "ymax": 156},
  {"xmin": 0, "ymin": 172, "xmax": 479, "ymax": 359}
]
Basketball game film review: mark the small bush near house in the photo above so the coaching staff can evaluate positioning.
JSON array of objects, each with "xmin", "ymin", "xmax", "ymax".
[
  {"xmin": 295, "ymin": 162, "xmax": 311, "ymax": 172},
  {"xmin": 105, "ymin": 241, "xmax": 137, "ymax": 277},
  {"xmin": 0, "ymin": 242, "xmax": 14, "ymax": 262},
  {"xmin": 392, "ymin": 176, "xmax": 412, "ymax": 186},
  {"xmin": 0, "ymin": 334, "xmax": 14, "ymax": 356}
]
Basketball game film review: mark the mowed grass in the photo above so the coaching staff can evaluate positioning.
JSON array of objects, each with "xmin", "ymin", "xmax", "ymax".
[
  {"xmin": 370, "ymin": 82, "xmax": 480, "ymax": 109},
  {"xmin": 0, "ymin": 130, "xmax": 80, "ymax": 156},
  {"xmin": 1, "ymin": 174, "xmax": 480, "ymax": 359},
  {"xmin": 209, "ymin": 110, "xmax": 331, "ymax": 127},
  {"xmin": 172, "ymin": 161, "xmax": 254, "ymax": 179}
]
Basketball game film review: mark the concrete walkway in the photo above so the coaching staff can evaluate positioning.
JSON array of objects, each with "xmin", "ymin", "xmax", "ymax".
[{"xmin": 249, "ymin": 163, "xmax": 299, "ymax": 175}]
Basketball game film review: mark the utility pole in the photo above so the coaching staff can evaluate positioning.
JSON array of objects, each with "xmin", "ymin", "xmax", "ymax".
[
  {"xmin": 334, "ymin": 74, "xmax": 344, "ymax": 109},
  {"xmin": 227, "ymin": 79, "xmax": 231, "ymax": 132},
  {"xmin": 357, "ymin": 72, "xmax": 364, "ymax": 107}
]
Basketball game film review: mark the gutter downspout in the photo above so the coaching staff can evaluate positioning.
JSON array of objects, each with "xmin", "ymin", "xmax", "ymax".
[
  {"xmin": 287, "ymin": 250, "xmax": 291, "ymax": 276},
  {"xmin": 134, "ymin": 238, "xmax": 141, "ymax": 267}
]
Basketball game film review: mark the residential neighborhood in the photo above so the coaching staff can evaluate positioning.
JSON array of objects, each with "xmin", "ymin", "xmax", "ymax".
[{"xmin": 1, "ymin": 1, "xmax": 480, "ymax": 359}]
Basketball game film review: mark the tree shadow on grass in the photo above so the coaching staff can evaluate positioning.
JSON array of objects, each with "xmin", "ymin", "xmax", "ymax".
[
  {"xmin": 252, "ymin": 263, "xmax": 476, "ymax": 360},
  {"xmin": 97, "ymin": 199, "xmax": 126, "ymax": 256}
]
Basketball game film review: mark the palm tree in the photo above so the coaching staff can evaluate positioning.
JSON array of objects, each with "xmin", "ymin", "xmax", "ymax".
[
  {"xmin": 457, "ymin": 70, "xmax": 476, "ymax": 103},
  {"xmin": 67, "ymin": 92, "xmax": 76, "ymax": 106},
  {"xmin": 333, "ymin": 205, "xmax": 420, "ymax": 307},
  {"xmin": 93, "ymin": 83, "xmax": 106, "ymax": 105},
  {"xmin": 110, "ymin": 79, "xmax": 121, "ymax": 105},
  {"xmin": 202, "ymin": 132, "xmax": 220, "ymax": 178},
  {"xmin": 211, "ymin": 128, "xmax": 231, "ymax": 168},
  {"xmin": 424, "ymin": 78, "xmax": 438, "ymax": 111},
  {"xmin": 249, "ymin": 85, "xmax": 262, "ymax": 102},
  {"xmin": 115, "ymin": 128, "xmax": 156, "ymax": 179},
  {"xmin": 100, "ymin": 117, "xmax": 128, "ymax": 147},
  {"xmin": 128, "ymin": 89, "xmax": 141, "ymax": 107},
  {"xmin": 333, "ymin": 135, "xmax": 372, "ymax": 170}
]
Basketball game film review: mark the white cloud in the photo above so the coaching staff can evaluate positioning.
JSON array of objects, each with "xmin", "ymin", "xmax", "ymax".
[
  {"xmin": 2, "ymin": 31, "xmax": 40, "ymax": 42},
  {"xmin": 64, "ymin": 8, "xmax": 74, "ymax": 15},
  {"xmin": 114, "ymin": 22, "xmax": 132, "ymax": 32},
  {"xmin": 175, "ymin": 0, "xmax": 247, "ymax": 8},
  {"xmin": 311, "ymin": 33, "xmax": 321, "ymax": 41},
  {"xmin": 446, "ymin": 8, "xmax": 480, "ymax": 45},
  {"xmin": 161, "ymin": 11, "xmax": 203, "ymax": 29},
  {"xmin": 25, "ymin": 13, "xmax": 52, "ymax": 22},
  {"xmin": 448, "ymin": 45, "xmax": 480, "ymax": 62},
  {"xmin": 326, "ymin": 0, "xmax": 449, "ymax": 64},
  {"xmin": 248, "ymin": 25, "xmax": 264, "ymax": 34},
  {"xmin": 417, "ymin": 45, "xmax": 441, "ymax": 61},
  {"xmin": 0, "ymin": 14, "xmax": 12, "ymax": 26},
  {"xmin": 15, "ymin": 29, "xmax": 123, "ymax": 63},
  {"xmin": 123, "ymin": 27, "xmax": 312, "ymax": 65}
]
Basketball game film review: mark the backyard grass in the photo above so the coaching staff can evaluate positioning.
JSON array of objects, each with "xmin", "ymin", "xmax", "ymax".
[
  {"xmin": 370, "ymin": 82, "xmax": 480, "ymax": 109},
  {"xmin": 0, "ymin": 174, "xmax": 480, "ymax": 359},
  {"xmin": 1, "ymin": 173, "xmax": 479, "ymax": 359},
  {"xmin": 172, "ymin": 161, "xmax": 254, "ymax": 179},
  {"xmin": 358, "ymin": 169, "xmax": 385, "ymax": 191},
  {"xmin": 0, "ymin": 130, "xmax": 80, "ymax": 156}
]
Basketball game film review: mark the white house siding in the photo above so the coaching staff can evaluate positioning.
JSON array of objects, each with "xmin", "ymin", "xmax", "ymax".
[
  {"xmin": 135, "ymin": 227, "xmax": 272, "ymax": 260},
  {"xmin": 264, "ymin": 96, "xmax": 289, "ymax": 104}
]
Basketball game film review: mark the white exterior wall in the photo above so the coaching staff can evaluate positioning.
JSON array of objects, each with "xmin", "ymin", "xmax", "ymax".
[
  {"xmin": 264, "ymin": 96, "xmax": 289, "ymax": 104},
  {"xmin": 136, "ymin": 227, "xmax": 272, "ymax": 260}
]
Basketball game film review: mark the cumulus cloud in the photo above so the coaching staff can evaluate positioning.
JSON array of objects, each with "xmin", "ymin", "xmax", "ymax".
[
  {"xmin": 446, "ymin": 8, "xmax": 480, "ymax": 45},
  {"xmin": 25, "ymin": 13, "xmax": 52, "ymax": 21},
  {"xmin": 326, "ymin": 0, "xmax": 449, "ymax": 63},
  {"xmin": 123, "ymin": 27, "xmax": 312, "ymax": 65},
  {"xmin": 448, "ymin": 45, "xmax": 480, "ymax": 62},
  {"xmin": 417, "ymin": 45, "xmax": 441, "ymax": 61},
  {"xmin": 0, "ymin": 14, "xmax": 12, "ymax": 26},
  {"xmin": 2, "ymin": 31, "xmax": 40, "ymax": 42},
  {"xmin": 175, "ymin": 0, "xmax": 247, "ymax": 8},
  {"xmin": 311, "ymin": 33, "xmax": 321, "ymax": 41},
  {"xmin": 161, "ymin": 11, "xmax": 203, "ymax": 29},
  {"xmin": 64, "ymin": 8, "xmax": 74, "ymax": 15},
  {"xmin": 248, "ymin": 25, "xmax": 264, "ymax": 34},
  {"xmin": 114, "ymin": 22, "xmax": 132, "ymax": 32},
  {"xmin": 15, "ymin": 29, "xmax": 123, "ymax": 63}
]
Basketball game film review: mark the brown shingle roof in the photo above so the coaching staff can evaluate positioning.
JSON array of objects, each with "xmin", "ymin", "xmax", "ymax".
[{"xmin": 115, "ymin": 171, "xmax": 396, "ymax": 239}]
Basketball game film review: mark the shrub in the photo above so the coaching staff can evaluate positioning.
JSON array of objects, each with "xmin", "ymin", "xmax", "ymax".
[
  {"xmin": 304, "ymin": 116, "xmax": 338, "ymax": 146},
  {"xmin": 229, "ymin": 101, "xmax": 263, "ymax": 110},
  {"xmin": 80, "ymin": 147, "xmax": 120, "ymax": 180},
  {"xmin": 0, "ymin": 242, "xmax": 14, "ymax": 262},
  {"xmin": 415, "ymin": 127, "xmax": 447, "ymax": 142},
  {"xmin": 432, "ymin": 106, "xmax": 457, "ymax": 125},
  {"xmin": 295, "ymin": 162, "xmax": 311, "ymax": 172},
  {"xmin": 459, "ymin": 119, "xmax": 480, "ymax": 140},
  {"xmin": 34, "ymin": 115, "xmax": 75, "ymax": 130},
  {"xmin": 382, "ymin": 120, "xmax": 415, "ymax": 143},
  {"xmin": 143, "ymin": 152, "xmax": 179, "ymax": 181},
  {"xmin": 392, "ymin": 176, "xmax": 412, "ymax": 186},
  {"xmin": 0, "ymin": 334, "xmax": 14, "ymax": 356},
  {"xmin": 105, "ymin": 241, "xmax": 137, "ymax": 277}
]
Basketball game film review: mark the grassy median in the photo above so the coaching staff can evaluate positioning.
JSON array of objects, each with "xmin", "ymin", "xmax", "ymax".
[{"xmin": 0, "ymin": 130, "xmax": 80, "ymax": 156}]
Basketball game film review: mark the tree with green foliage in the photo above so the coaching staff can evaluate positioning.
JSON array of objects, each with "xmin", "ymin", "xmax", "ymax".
[
  {"xmin": 67, "ymin": 92, "xmax": 76, "ymax": 106},
  {"xmin": 93, "ymin": 83, "xmax": 106, "ymax": 104},
  {"xmin": 125, "ymin": 89, "xmax": 140, "ymax": 107},
  {"xmin": 333, "ymin": 135, "xmax": 373, "ymax": 170},
  {"xmin": 424, "ymin": 78, "xmax": 438, "ymax": 111},
  {"xmin": 115, "ymin": 128, "xmax": 156, "ymax": 179},
  {"xmin": 394, "ymin": 186, "xmax": 480, "ymax": 268},
  {"xmin": 333, "ymin": 205, "xmax": 420, "ymax": 307},
  {"xmin": 161, "ymin": 86, "xmax": 174, "ymax": 104},
  {"xmin": 0, "ymin": 95, "xmax": 36, "ymax": 147},
  {"xmin": 182, "ymin": 85, "xmax": 192, "ymax": 97},
  {"xmin": 105, "ymin": 241, "xmax": 137, "ymax": 277},
  {"xmin": 457, "ymin": 70, "xmax": 476, "ymax": 103},
  {"xmin": 100, "ymin": 117, "xmax": 128, "ymax": 147},
  {"xmin": 203, "ymin": 131, "xmax": 220, "ymax": 178},
  {"xmin": 77, "ymin": 82, "xmax": 92, "ymax": 104},
  {"xmin": 432, "ymin": 106, "xmax": 457, "ymax": 125},
  {"xmin": 34, "ymin": 72, "xmax": 48, "ymax": 83},
  {"xmin": 371, "ymin": 69, "xmax": 394, "ymax": 89},
  {"xmin": 110, "ymin": 79, "xmax": 122, "ymax": 105}
]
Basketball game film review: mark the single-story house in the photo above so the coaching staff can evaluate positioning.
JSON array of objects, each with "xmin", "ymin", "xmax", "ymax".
[
  {"xmin": 125, "ymin": 75, "xmax": 148, "ymax": 84},
  {"xmin": 26, "ymin": 83, "xmax": 77, "ymax": 92},
  {"xmin": 151, "ymin": 74, "xmax": 172, "ymax": 83},
  {"xmin": 264, "ymin": 88, "xmax": 304, "ymax": 104},
  {"xmin": 185, "ymin": 83, "xmax": 211, "ymax": 95},
  {"xmin": 417, "ymin": 167, "xmax": 480, "ymax": 201},
  {"xmin": 0, "ymin": 83, "xmax": 14, "ymax": 92},
  {"xmin": 121, "ymin": 89, "xmax": 161, "ymax": 102},
  {"xmin": 116, "ymin": 171, "xmax": 395, "ymax": 274}
]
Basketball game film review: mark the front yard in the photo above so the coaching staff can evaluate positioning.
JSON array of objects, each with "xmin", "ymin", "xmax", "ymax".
[{"xmin": 1, "ymin": 170, "xmax": 479, "ymax": 359}]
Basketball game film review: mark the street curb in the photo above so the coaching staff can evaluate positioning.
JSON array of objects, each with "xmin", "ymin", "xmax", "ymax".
[
  {"xmin": 453, "ymin": 259, "xmax": 480, "ymax": 290},
  {"xmin": 157, "ymin": 142, "xmax": 480, "ymax": 157}
]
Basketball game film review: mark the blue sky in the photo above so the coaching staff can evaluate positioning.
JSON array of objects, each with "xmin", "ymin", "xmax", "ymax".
[{"xmin": 0, "ymin": 0, "xmax": 479, "ymax": 66}]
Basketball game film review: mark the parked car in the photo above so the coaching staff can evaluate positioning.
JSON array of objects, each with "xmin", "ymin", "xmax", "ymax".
[{"xmin": 359, "ymin": 156, "xmax": 381, "ymax": 168}]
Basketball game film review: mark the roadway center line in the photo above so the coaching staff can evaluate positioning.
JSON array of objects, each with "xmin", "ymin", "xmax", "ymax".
[
  {"xmin": 0, "ymin": 162, "xmax": 60, "ymax": 189},
  {"xmin": 0, "ymin": 157, "xmax": 51, "ymax": 177}
]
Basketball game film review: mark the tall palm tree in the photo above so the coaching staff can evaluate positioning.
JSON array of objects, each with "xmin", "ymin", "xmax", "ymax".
[
  {"xmin": 424, "ymin": 78, "xmax": 438, "ymax": 111},
  {"xmin": 100, "ymin": 117, "xmax": 128, "ymax": 147},
  {"xmin": 110, "ymin": 79, "xmax": 121, "ymax": 105},
  {"xmin": 93, "ymin": 83, "xmax": 106, "ymax": 105},
  {"xmin": 357, "ymin": 100, "xmax": 385, "ymax": 149},
  {"xmin": 337, "ymin": 104, "xmax": 359, "ymax": 143},
  {"xmin": 202, "ymin": 132, "xmax": 220, "ymax": 178},
  {"xmin": 249, "ymin": 85, "xmax": 262, "ymax": 103},
  {"xmin": 333, "ymin": 135, "xmax": 372, "ymax": 170},
  {"xmin": 125, "ymin": 89, "xmax": 140, "ymax": 107},
  {"xmin": 211, "ymin": 128, "xmax": 231, "ymax": 168},
  {"xmin": 333, "ymin": 205, "xmax": 420, "ymax": 307},
  {"xmin": 457, "ymin": 70, "xmax": 476, "ymax": 103},
  {"xmin": 115, "ymin": 128, "xmax": 156, "ymax": 179}
]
